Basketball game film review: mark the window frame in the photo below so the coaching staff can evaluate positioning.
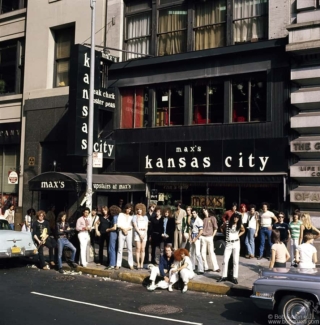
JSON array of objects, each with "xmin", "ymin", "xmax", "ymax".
[{"xmin": 0, "ymin": 0, "xmax": 27, "ymax": 14}]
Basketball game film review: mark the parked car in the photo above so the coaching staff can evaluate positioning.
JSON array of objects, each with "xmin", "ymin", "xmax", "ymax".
[
  {"xmin": 251, "ymin": 268, "xmax": 320, "ymax": 325},
  {"xmin": 0, "ymin": 219, "xmax": 38, "ymax": 258}
]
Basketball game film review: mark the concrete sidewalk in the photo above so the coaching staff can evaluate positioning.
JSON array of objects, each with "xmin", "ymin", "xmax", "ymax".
[{"xmin": 62, "ymin": 246, "xmax": 273, "ymax": 296}]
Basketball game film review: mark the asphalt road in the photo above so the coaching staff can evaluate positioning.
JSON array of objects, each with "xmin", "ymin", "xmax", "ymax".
[{"xmin": 0, "ymin": 259, "xmax": 270, "ymax": 325}]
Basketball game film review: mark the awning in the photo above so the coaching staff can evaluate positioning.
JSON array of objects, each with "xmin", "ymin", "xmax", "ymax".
[
  {"xmin": 145, "ymin": 172, "xmax": 287, "ymax": 184},
  {"xmin": 28, "ymin": 172, "xmax": 145, "ymax": 192}
]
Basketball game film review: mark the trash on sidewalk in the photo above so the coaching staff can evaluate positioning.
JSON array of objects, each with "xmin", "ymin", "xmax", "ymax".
[{"xmin": 26, "ymin": 264, "xmax": 37, "ymax": 269}]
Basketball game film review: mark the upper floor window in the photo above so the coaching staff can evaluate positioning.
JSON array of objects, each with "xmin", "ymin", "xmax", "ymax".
[
  {"xmin": 157, "ymin": 6, "xmax": 187, "ymax": 56},
  {"xmin": 233, "ymin": 0, "xmax": 268, "ymax": 43},
  {"xmin": 194, "ymin": 0, "xmax": 226, "ymax": 50},
  {"xmin": 124, "ymin": 0, "xmax": 151, "ymax": 60},
  {"xmin": 0, "ymin": 0, "xmax": 27, "ymax": 14},
  {"xmin": 54, "ymin": 26, "xmax": 74, "ymax": 87},
  {"xmin": 120, "ymin": 87, "xmax": 149, "ymax": 128},
  {"xmin": 232, "ymin": 73, "xmax": 266, "ymax": 123},
  {"xmin": 0, "ymin": 39, "xmax": 24, "ymax": 96}
]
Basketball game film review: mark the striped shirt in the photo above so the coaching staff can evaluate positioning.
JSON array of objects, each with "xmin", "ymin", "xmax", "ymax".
[{"xmin": 289, "ymin": 221, "xmax": 302, "ymax": 240}]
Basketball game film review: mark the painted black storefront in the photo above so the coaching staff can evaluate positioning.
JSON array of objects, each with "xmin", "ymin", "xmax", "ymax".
[{"xmin": 108, "ymin": 39, "xmax": 290, "ymax": 212}]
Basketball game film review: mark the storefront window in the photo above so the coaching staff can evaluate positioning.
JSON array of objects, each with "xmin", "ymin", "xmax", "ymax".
[
  {"xmin": 233, "ymin": 0, "xmax": 268, "ymax": 43},
  {"xmin": 194, "ymin": 0, "xmax": 226, "ymax": 50},
  {"xmin": 156, "ymin": 86, "xmax": 184, "ymax": 126},
  {"xmin": 157, "ymin": 6, "xmax": 187, "ymax": 56},
  {"xmin": 232, "ymin": 74, "xmax": 266, "ymax": 123},
  {"xmin": 120, "ymin": 87, "xmax": 148, "ymax": 128},
  {"xmin": 193, "ymin": 81, "xmax": 224, "ymax": 124}
]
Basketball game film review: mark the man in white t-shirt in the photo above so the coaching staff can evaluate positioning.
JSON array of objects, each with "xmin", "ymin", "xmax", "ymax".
[
  {"xmin": 295, "ymin": 233, "xmax": 318, "ymax": 268},
  {"xmin": 257, "ymin": 203, "xmax": 277, "ymax": 260}
]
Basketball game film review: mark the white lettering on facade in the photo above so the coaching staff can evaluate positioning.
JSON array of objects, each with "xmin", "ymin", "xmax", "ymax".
[{"xmin": 41, "ymin": 181, "xmax": 65, "ymax": 189}]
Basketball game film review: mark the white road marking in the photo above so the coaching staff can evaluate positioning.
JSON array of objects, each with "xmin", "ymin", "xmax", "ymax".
[{"xmin": 31, "ymin": 292, "xmax": 202, "ymax": 325}]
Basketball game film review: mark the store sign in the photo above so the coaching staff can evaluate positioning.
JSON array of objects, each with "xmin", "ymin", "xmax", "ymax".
[
  {"xmin": 8, "ymin": 171, "xmax": 18, "ymax": 185},
  {"xmin": 93, "ymin": 152, "xmax": 103, "ymax": 168},
  {"xmin": 291, "ymin": 165, "xmax": 320, "ymax": 177},
  {"xmin": 93, "ymin": 183, "xmax": 132, "ymax": 191},
  {"xmin": 291, "ymin": 191, "xmax": 320, "ymax": 203},
  {"xmin": 291, "ymin": 140, "xmax": 320, "ymax": 153},
  {"xmin": 191, "ymin": 195, "xmax": 225, "ymax": 208},
  {"xmin": 40, "ymin": 181, "xmax": 65, "ymax": 189},
  {"xmin": 68, "ymin": 44, "xmax": 115, "ymax": 158},
  {"xmin": 0, "ymin": 122, "xmax": 20, "ymax": 145},
  {"xmin": 116, "ymin": 138, "xmax": 287, "ymax": 173}
]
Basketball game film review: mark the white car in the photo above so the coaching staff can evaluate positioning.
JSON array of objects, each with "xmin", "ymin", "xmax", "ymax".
[{"xmin": 0, "ymin": 219, "xmax": 38, "ymax": 258}]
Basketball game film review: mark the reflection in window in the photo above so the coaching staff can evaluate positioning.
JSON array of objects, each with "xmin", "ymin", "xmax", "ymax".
[
  {"xmin": 157, "ymin": 7, "xmax": 187, "ymax": 56},
  {"xmin": 194, "ymin": 0, "xmax": 226, "ymax": 50},
  {"xmin": 54, "ymin": 27, "xmax": 74, "ymax": 87},
  {"xmin": 233, "ymin": 0, "xmax": 268, "ymax": 43},
  {"xmin": 120, "ymin": 87, "xmax": 148, "ymax": 128},
  {"xmin": 193, "ymin": 81, "xmax": 224, "ymax": 124},
  {"xmin": 232, "ymin": 74, "xmax": 266, "ymax": 123},
  {"xmin": 156, "ymin": 87, "xmax": 184, "ymax": 126}
]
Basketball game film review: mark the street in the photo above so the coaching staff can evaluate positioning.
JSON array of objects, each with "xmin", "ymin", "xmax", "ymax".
[{"xmin": 0, "ymin": 260, "xmax": 270, "ymax": 325}]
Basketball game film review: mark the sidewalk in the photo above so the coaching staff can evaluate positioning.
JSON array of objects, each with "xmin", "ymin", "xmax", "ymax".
[{"xmin": 61, "ymin": 246, "xmax": 273, "ymax": 296}]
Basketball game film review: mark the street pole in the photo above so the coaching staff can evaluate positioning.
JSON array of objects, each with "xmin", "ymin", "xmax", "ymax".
[{"xmin": 86, "ymin": 0, "xmax": 96, "ymax": 212}]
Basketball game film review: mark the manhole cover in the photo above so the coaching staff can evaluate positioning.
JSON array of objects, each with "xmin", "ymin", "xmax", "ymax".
[
  {"xmin": 53, "ymin": 276, "xmax": 75, "ymax": 281},
  {"xmin": 139, "ymin": 304, "xmax": 182, "ymax": 315}
]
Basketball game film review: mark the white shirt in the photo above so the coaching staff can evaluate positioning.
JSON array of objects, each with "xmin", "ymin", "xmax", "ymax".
[
  {"xmin": 191, "ymin": 216, "xmax": 203, "ymax": 234},
  {"xmin": 297, "ymin": 243, "xmax": 317, "ymax": 268},
  {"xmin": 260, "ymin": 210, "xmax": 275, "ymax": 227},
  {"xmin": 248, "ymin": 213, "xmax": 258, "ymax": 229},
  {"xmin": 241, "ymin": 212, "xmax": 249, "ymax": 224},
  {"xmin": 117, "ymin": 213, "xmax": 133, "ymax": 230},
  {"xmin": 179, "ymin": 256, "xmax": 193, "ymax": 273}
]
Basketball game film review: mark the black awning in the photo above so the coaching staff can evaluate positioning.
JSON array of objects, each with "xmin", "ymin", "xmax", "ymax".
[
  {"xmin": 28, "ymin": 172, "xmax": 145, "ymax": 192},
  {"xmin": 28, "ymin": 172, "xmax": 86, "ymax": 192},
  {"xmin": 145, "ymin": 173, "xmax": 286, "ymax": 184}
]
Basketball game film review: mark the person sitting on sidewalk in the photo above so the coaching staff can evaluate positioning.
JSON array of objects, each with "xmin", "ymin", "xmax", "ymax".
[
  {"xmin": 168, "ymin": 248, "xmax": 194, "ymax": 293},
  {"xmin": 269, "ymin": 229, "xmax": 290, "ymax": 268},
  {"xmin": 295, "ymin": 233, "xmax": 318, "ymax": 268},
  {"xmin": 147, "ymin": 245, "xmax": 175, "ymax": 291}
]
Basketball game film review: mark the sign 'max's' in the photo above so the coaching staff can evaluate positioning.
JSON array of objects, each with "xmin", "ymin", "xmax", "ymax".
[{"xmin": 68, "ymin": 44, "xmax": 115, "ymax": 158}]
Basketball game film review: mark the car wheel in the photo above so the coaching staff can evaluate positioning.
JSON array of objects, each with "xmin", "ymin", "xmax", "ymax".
[{"xmin": 278, "ymin": 295, "xmax": 315, "ymax": 325}]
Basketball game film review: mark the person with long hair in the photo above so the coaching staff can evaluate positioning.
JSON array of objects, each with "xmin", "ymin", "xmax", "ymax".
[
  {"xmin": 116, "ymin": 203, "xmax": 134, "ymax": 270},
  {"xmin": 133, "ymin": 203, "xmax": 148, "ymax": 269},
  {"xmin": 296, "ymin": 233, "xmax": 318, "ymax": 268},
  {"xmin": 181, "ymin": 206, "xmax": 191, "ymax": 249},
  {"xmin": 95, "ymin": 206, "xmax": 111, "ymax": 266},
  {"xmin": 218, "ymin": 212, "xmax": 245, "ymax": 284},
  {"xmin": 299, "ymin": 213, "xmax": 320, "ymax": 245},
  {"xmin": 239, "ymin": 203, "xmax": 248, "ymax": 256},
  {"xmin": 245, "ymin": 204, "xmax": 259, "ymax": 258},
  {"xmin": 174, "ymin": 201, "xmax": 187, "ymax": 250},
  {"xmin": 22, "ymin": 208, "xmax": 35, "ymax": 232},
  {"xmin": 269, "ymin": 229, "xmax": 290, "ymax": 268},
  {"xmin": 289, "ymin": 212, "xmax": 302, "ymax": 266},
  {"xmin": 150, "ymin": 206, "xmax": 164, "ymax": 264},
  {"xmin": 168, "ymin": 248, "xmax": 194, "ymax": 293},
  {"xmin": 56, "ymin": 211, "xmax": 77, "ymax": 273}
]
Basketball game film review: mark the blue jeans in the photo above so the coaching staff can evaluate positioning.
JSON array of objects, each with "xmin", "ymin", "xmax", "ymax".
[
  {"xmin": 108, "ymin": 232, "xmax": 118, "ymax": 267},
  {"xmin": 245, "ymin": 228, "xmax": 256, "ymax": 255},
  {"xmin": 57, "ymin": 237, "xmax": 76, "ymax": 269},
  {"xmin": 259, "ymin": 227, "xmax": 272, "ymax": 257},
  {"xmin": 9, "ymin": 224, "xmax": 14, "ymax": 230}
]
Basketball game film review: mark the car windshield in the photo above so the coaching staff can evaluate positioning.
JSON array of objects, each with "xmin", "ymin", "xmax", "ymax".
[{"xmin": 0, "ymin": 219, "xmax": 10, "ymax": 230}]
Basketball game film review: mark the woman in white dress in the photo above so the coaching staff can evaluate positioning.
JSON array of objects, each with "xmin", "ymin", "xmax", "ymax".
[
  {"xmin": 22, "ymin": 208, "xmax": 35, "ymax": 232},
  {"xmin": 132, "ymin": 203, "xmax": 148, "ymax": 269}
]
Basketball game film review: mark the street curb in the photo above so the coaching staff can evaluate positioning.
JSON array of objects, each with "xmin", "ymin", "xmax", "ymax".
[{"xmin": 63, "ymin": 265, "xmax": 252, "ymax": 296}]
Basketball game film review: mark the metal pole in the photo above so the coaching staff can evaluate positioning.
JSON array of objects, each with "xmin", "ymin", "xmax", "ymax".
[{"xmin": 86, "ymin": 0, "xmax": 96, "ymax": 212}]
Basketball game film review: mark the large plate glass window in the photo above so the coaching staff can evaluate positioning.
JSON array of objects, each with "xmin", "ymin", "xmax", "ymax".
[
  {"xmin": 231, "ymin": 73, "xmax": 266, "ymax": 123},
  {"xmin": 125, "ymin": 0, "xmax": 151, "ymax": 60},
  {"xmin": 156, "ymin": 86, "xmax": 184, "ymax": 126},
  {"xmin": 120, "ymin": 87, "xmax": 148, "ymax": 128},
  {"xmin": 193, "ymin": 80, "xmax": 224, "ymax": 124},
  {"xmin": 157, "ymin": 6, "xmax": 187, "ymax": 56},
  {"xmin": 194, "ymin": 0, "xmax": 226, "ymax": 50},
  {"xmin": 233, "ymin": 0, "xmax": 268, "ymax": 43}
]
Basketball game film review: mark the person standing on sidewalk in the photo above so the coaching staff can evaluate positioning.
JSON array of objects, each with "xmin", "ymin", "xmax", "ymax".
[
  {"xmin": 218, "ymin": 212, "xmax": 245, "ymax": 284},
  {"xmin": 299, "ymin": 213, "xmax": 320, "ymax": 244},
  {"xmin": 56, "ymin": 211, "xmax": 77, "ymax": 273},
  {"xmin": 289, "ymin": 212, "xmax": 302, "ymax": 266},
  {"xmin": 272, "ymin": 212, "xmax": 290, "ymax": 246},
  {"xmin": 147, "ymin": 245, "xmax": 175, "ymax": 291},
  {"xmin": 239, "ymin": 204, "xmax": 249, "ymax": 256},
  {"xmin": 144, "ymin": 204, "xmax": 156, "ymax": 264},
  {"xmin": 89, "ymin": 207, "xmax": 99, "ymax": 256},
  {"xmin": 133, "ymin": 203, "xmax": 148, "ymax": 269},
  {"xmin": 257, "ymin": 203, "xmax": 277, "ymax": 260},
  {"xmin": 117, "ymin": 203, "xmax": 134, "ymax": 270},
  {"xmin": 295, "ymin": 233, "xmax": 318, "ymax": 268},
  {"xmin": 200, "ymin": 208, "xmax": 220, "ymax": 272},
  {"xmin": 4, "ymin": 205, "xmax": 15, "ymax": 230},
  {"xmin": 174, "ymin": 202, "xmax": 186, "ymax": 250},
  {"xmin": 105, "ymin": 205, "xmax": 120, "ymax": 270},
  {"xmin": 95, "ymin": 206, "xmax": 111, "ymax": 266},
  {"xmin": 181, "ymin": 206, "xmax": 191, "ymax": 249},
  {"xmin": 269, "ymin": 229, "xmax": 290, "ymax": 268},
  {"xmin": 245, "ymin": 204, "xmax": 259, "ymax": 258},
  {"xmin": 222, "ymin": 202, "xmax": 237, "ymax": 223},
  {"xmin": 76, "ymin": 207, "xmax": 92, "ymax": 268},
  {"xmin": 150, "ymin": 207, "xmax": 163, "ymax": 265},
  {"xmin": 189, "ymin": 209, "xmax": 204, "ymax": 274}
]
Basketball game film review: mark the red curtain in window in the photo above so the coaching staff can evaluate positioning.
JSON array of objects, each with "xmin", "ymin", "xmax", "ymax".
[
  {"xmin": 121, "ymin": 89, "xmax": 134, "ymax": 128},
  {"xmin": 135, "ymin": 88, "xmax": 144, "ymax": 128}
]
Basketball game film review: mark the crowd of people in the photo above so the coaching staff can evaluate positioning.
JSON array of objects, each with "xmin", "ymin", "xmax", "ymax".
[{"xmin": 1, "ymin": 200, "xmax": 319, "ymax": 292}]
